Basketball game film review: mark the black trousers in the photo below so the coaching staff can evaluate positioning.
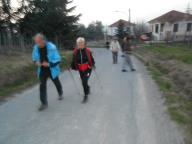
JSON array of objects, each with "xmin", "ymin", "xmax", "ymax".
[
  {"xmin": 39, "ymin": 69, "xmax": 63, "ymax": 105},
  {"xmin": 79, "ymin": 69, "xmax": 92, "ymax": 95}
]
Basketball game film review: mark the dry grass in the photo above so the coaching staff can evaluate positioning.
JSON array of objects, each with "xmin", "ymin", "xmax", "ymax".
[
  {"xmin": 135, "ymin": 43, "xmax": 192, "ymax": 144},
  {"xmin": 0, "ymin": 50, "xmax": 72, "ymax": 100}
]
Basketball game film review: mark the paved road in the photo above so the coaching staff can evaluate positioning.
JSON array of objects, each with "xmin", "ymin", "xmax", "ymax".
[{"xmin": 0, "ymin": 49, "xmax": 184, "ymax": 144}]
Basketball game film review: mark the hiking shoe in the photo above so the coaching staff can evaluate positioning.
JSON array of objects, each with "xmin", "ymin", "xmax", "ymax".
[
  {"xmin": 122, "ymin": 69, "xmax": 128, "ymax": 72},
  {"xmin": 131, "ymin": 69, "xmax": 136, "ymax": 72},
  {"xmin": 38, "ymin": 105, "xmax": 48, "ymax": 111},
  {"xmin": 58, "ymin": 91, "xmax": 64, "ymax": 100},
  {"xmin": 58, "ymin": 96, "xmax": 64, "ymax": 101},
  {"xmin": 82, "ymin": 95, "xmax": 88, "ymax": 104}
]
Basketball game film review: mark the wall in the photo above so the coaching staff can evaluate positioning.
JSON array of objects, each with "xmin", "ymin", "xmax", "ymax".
[{"xmin": 150, "ymin": 21, "xmax": 192, "ymax": 41}]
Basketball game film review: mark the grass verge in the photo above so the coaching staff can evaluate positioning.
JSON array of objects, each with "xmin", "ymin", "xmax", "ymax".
[
  {"xmin": 0, "ymin": 51, "xmax": 72, "ymax": 101},
  {"xmin": 135, "ymin": 43, "xmax": 192, "ymax": 144}
]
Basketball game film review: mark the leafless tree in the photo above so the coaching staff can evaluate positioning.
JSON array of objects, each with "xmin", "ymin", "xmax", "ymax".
[{"xmin": 134, "ymin": 21, "xmax": 149, "ymax": 38}]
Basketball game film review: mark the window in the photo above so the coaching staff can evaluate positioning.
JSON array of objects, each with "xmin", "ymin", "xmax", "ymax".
[
  {"xmin": 187, "ymin": 23, "xmax": 192, "ymax": 32},
  {"xmin": 155, "ymin": 24, "xmax": 159, "ymax": 33},
  {"xmin": 160, "ymin": 23, "xmax": 164, "ymax": 32},
  {"xmin": 173, "ymin": 24, "xmax": 179, "ymax": 32},
  {"xmin": 152, "ymin": 25, "xmax": 154, "ymax": 32}
]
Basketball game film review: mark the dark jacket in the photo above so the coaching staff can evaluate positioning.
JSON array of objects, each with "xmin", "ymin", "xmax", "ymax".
[
  {"xmin": 122, "ymin": 41, "xmax": 132, "ymax": 54},
  {"xmin": 71, "ymin": 48, "xmax": 95, "ymax": 70}
]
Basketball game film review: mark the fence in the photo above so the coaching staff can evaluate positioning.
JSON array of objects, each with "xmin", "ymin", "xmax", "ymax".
[{"xmin": 0, "ymin": 33, "xmax": 33, "ymax": 54}]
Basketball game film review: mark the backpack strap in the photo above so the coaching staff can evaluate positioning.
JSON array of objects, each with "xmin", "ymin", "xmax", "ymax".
[
  {"xmin": 85, "ymin": 48, "xmax": 93, "ymax": 66},
  {"xmin": 73, "ymin": 48, "xmax": 93, "ymax": 68},
  {"xmin": 73, "ymin": 48, "xmax": 78, "ymax": 69}
]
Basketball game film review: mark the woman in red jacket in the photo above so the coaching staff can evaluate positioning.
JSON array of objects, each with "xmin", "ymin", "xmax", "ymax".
[{"xmin": 71, "ymin": 37, "xmax": 95, "ymax": 103}]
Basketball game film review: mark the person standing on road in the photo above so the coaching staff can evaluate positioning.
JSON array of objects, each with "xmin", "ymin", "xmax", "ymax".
[
  {"xmin": 122, "ymin": 36, "xmax": 136, "ymax": 72},
  {"xmin": 32, "ymin": 33, "xmax": 63, "ymax": 111},
  {"xmin": 71, "ymin": 37, "xmax": 95, "ymax": 103},
  {"xmin": 106, "ymin": 41, "xmax": 110, "ymax": 49},
  {"xmin": 110, "ymin": 37, "xmax": 121, "ymax": 64}
]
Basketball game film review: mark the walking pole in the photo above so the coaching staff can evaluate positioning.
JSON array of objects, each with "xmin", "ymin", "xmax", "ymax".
[
  {"xmin": 62, "ymin": 56, "xmax": 81, "ymax": 95},
  {"xmin": 93, "ymin": 69, "xmax": 103, "ymax": 90},
  {"xmin": 67, "ymin": 68, "xmax": 81, "ymax": 95}
]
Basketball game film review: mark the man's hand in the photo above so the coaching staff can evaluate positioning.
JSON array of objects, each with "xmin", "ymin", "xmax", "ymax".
[{"xmin": 41, "ymin": 61, "xmax": 49, "ymax": 67}]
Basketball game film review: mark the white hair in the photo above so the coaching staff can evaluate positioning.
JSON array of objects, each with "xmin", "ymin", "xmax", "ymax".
[
  {"xmin": 34, "ymin": 33, "xmax": 46, "ymax": 41},
  {"xmin": 76, "ymin": 37, "xmax": 85, "ymax": 44}
]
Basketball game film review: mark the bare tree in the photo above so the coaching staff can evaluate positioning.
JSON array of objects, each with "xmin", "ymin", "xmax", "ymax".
[{"xmin": 134, "ymin": 21, "xmax": 149, "ymax": 38}]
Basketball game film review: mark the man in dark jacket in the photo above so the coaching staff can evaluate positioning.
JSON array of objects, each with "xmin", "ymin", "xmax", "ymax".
[
  {"xmin": 71, "ymin": 37, "xmax": 95, "ymax": 103},
  {"xmin": 122, "ymin": 36, "xmax": 136, "ymax": 72}
]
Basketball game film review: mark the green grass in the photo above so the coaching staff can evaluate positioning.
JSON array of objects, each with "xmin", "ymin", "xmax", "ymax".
[
  {"xmin": 0, "ymin": 65, "xmax": 37, "ymax": 98},
  {"xmin": 136, "ymin": 43, "xmax": 192, "ymax": 143},
  {"xmin": 168, "ymin": 107, "xmax": 191, "ymax": 124},
  {"xmin": 60, "ymin": 51, "xmax": 73, "ymax": 70},
  {"xmin": 143, "ymin": 43, "xmax": 192, "ymax": 64},
  {"xmin": 147, "ymin": 63, "xmax": 192, "ymax": 125},
  {"xmin": 148, "ymin": 64, "xmax": 171, "ymax": 92}
]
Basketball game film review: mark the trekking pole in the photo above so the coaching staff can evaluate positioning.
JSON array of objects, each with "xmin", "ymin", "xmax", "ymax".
[
  {"xmin": 62, "ymin": 56, "xmax": 81, "ymax": 95},
  {"xmin": 67, "ymin": 68, "xmax": 81, "ymax": 95},
  {"xmin": 93, "ymin": 69, "xmax": 103, "ymax": 90}
]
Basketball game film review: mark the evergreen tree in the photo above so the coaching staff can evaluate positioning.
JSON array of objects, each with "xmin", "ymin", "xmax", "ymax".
[
  {"xmin": 77, "ymin": 24, "xmax": 87, "ymax": 38},
  {"xmin": 116, "ymin": 21, "xmax": 128, "ymax": 40},
  {"xmin": 86, "ymin": 21, "xmax": 104, "ymax": 40},
  {"xmin": 95, "ymin": 21, "xmax": 104, "ymax": 40},
  {"xmin": 86, "ymin": 22, "xmax": 96, "ymax": 40},
  {"xmin": 18, "ymin": 0, "xmax": 80, "ymax": 48},
  {"xmin": 0, "ymin": 0, "xmax": 19, "ymax": 35}
]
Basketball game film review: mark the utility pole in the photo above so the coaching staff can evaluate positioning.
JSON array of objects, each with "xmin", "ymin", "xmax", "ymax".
[
  {"xmin": 186, "ymin": 3, "xmax": 192, "ymax": 14},
  {"xmin": 129, "ymin": 9, "xmax": 131, "ymax": 23},
  {"xmin": 185, "ymin": 3, "xmax": 192, "ymax": 47},
  {"xmin": 114, "ymin": 9, "xmax": 133, "ymax": 35}
]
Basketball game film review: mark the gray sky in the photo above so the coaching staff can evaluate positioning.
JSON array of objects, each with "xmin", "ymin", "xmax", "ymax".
[
  {"xmin": 72, "ymin": 0, "xmax": 191, "ymax": 25},
  {"xmin": 12, "ymin": 0, "xmax": 191, "ymax": 25}
]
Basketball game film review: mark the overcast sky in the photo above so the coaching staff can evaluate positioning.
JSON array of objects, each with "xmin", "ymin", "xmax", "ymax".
[{"xmin": 71, "ymin": 0, "xmax": 191, "ymax": 25}]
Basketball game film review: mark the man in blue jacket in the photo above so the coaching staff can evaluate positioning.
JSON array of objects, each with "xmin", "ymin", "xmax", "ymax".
[{"xmin": 32, "ymin": 33, "xmax": 63, "ymax": 111}]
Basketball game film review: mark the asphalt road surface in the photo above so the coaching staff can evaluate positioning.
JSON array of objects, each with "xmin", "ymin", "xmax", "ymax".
[{"xmin": 0, "ymin": 48, "xmax": 184, "ymax": 144}]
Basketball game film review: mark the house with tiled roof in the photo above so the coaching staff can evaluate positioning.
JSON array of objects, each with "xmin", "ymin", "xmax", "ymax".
[
  {"xmin": 107, "ymin": 19, "xmax": 135, "ymax": 36},
  {"xmin": 149, "ymin": 10, "xmax": 192, "ymax": 41}
]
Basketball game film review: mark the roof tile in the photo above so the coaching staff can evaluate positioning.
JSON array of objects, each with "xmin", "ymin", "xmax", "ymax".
[{"xmin": 149, "ymin": 10, "xmax": 192, "ymax": 23}]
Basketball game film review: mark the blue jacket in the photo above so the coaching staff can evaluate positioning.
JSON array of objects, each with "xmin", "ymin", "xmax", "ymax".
[{"xmin": 32, "ymin": 42, "xmax": 61, "ymax": 79}]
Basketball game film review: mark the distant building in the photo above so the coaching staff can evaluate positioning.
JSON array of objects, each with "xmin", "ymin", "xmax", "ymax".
[
  {"xmin": 149, "ymin": 10, "xmax": 192, "ymax": 41},
  {"xmin": 107, "ymin": 19, "xmax": 135, "ymax": 37}
]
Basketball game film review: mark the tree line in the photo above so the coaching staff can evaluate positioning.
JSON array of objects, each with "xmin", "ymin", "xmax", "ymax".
[
  {"xmin": 0, "ymin": 0, "xmax": 104, "ymax": 52},
  {"xmin": 78, "ymin": 21, "xmax": 104, "ymax": 41},
  {"xmin": 0, "ymin": 0, "xmax": 81, "ymax": 50}
]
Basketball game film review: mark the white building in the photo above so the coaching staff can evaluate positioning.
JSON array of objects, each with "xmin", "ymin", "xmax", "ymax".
[
  {"xmin": 107, "ymin": 19, "xmax": 135, "ymax": 37},
  {"xmin": 149, "ymin": 10, "xmax": 192, "ymax": 41}
]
